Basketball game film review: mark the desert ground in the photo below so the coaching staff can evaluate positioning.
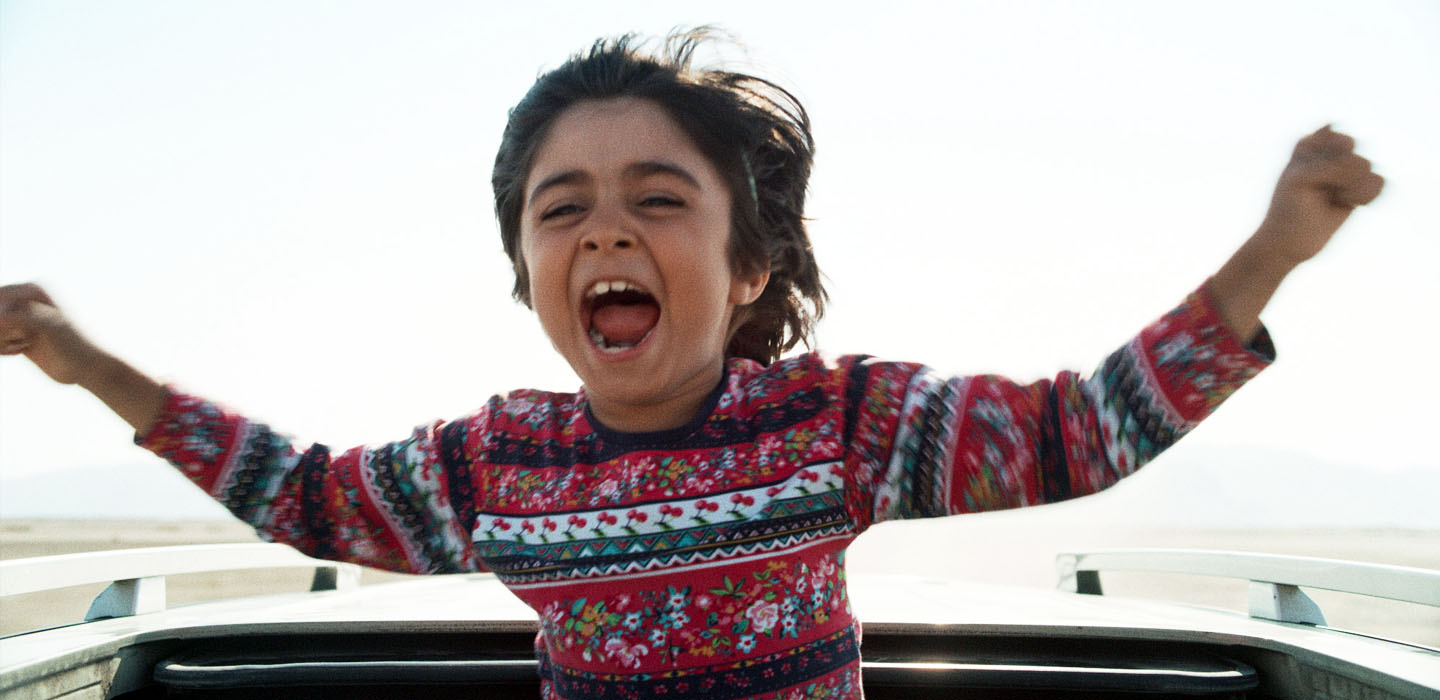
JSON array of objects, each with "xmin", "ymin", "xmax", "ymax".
[{"xmin": 3, "ymin": 518, "xmax": 1437, "ymax": 646}]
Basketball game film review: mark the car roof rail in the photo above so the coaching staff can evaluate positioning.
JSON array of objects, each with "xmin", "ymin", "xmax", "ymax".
[
  {"xmin": 0, "ymin": 543, "xmax": 360, "ymax": 621},
  {"xmin": 1056, "ymin": 549, "xmax": 1440, "ymax": 626}
]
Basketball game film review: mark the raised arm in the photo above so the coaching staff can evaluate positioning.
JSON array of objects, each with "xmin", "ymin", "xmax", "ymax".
[
  {"xmin": 844, "ymin": 285, "xmax": 1274, "ymax": 529},
  {"xmin": 847, "ymin": 127, "xmax": 1382, "ymax": 528},
  {"xmin": 1208, "ymin": 126, "xmax": 1384, "ymax": 342},
  {"xmin": 1, "ymin": 283, "xmax": 483, "ymax": 574}
]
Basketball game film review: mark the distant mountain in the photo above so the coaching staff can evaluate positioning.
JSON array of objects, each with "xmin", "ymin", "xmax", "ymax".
[
  {"xmin": 1076, "ymin": 446, "xmax": 1440, "ymax": 530},
  {"xmin": 1, "ymin": 462, "xmax": 230, "ymax": 520},
  {"xmin": 1, "ymin": 447, "xmax": 1436, "ymax": 529}
]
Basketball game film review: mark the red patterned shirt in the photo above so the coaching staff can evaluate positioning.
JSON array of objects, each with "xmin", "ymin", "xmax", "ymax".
[{"xmin": 140, "ymin": 286, "xmax": 1272, "ymax": 699}]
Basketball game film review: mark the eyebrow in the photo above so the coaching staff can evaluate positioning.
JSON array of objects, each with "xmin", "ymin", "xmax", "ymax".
[
  {"xmin": 526, "ymin": 160, "xmax": 702, "ymax": 206},
  {"xmin": 626, "ymin": 161, "xmax": 701, "ymax": 188}
]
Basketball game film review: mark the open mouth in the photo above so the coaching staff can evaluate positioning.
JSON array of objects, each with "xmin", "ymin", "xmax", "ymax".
[{"xmin": 583, "ymin": 280, "xmax": 660, "ymax": 353}]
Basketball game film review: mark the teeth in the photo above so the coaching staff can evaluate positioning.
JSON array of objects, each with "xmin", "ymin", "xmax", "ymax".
[
  {"xmin": 583, "ymin": 280, "xmax": 653, "ymax": 354},
  {"xmin": 585, "ymin": 280, "xmax": 638, "ymax": 299},
  {"xmin": 590, "ymin": 328, "xmax": 637, "ymax": 353}
]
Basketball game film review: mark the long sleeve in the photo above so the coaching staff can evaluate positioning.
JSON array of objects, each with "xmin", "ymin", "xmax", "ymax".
[
  {"xmin": 842, "ymin": 285, "xmax": 1274, "ymax": 529},
  {"xmin": 137, "ymin": 393, "xmax": 489, "ymax": 574}
]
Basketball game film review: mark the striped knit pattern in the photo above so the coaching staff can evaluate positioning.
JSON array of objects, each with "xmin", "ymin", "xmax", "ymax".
[{"xmin": 140, "ymin": 286, "xmax": 1271, "ymax": 699}]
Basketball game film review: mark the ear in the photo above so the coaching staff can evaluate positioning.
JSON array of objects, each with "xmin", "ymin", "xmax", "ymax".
[{"xmin": 730, "ymin": 268, "xmax": 770, "ymax": 306}]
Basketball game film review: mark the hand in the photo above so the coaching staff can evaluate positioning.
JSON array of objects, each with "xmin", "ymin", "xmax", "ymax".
[
  {"xmin": 1254, "ymin": 125, "xmax": 1384, "ymax": 265},
  {"xmin": 0, "ymin": 283, "xmax": 105, "ymax": 385}
]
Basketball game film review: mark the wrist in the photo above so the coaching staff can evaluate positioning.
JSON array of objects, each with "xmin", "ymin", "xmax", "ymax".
[
  {"xmin": 76, "ymin": 351, "xmax": 167, "ymax": 435},
  {"xmin": 73, "ymin": 347, "xmax": 123, "ymax": 392},
  {"xmin": 1207, "ymin": 229, "xmax": 1302, "ymax": 344},
  {"xmin": 1245, "ymin": 224, "xmax": 1310, "ymax": 275}
]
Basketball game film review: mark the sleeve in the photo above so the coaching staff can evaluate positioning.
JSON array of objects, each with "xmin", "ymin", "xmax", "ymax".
[
  {"xmin": 135, "ymin": 393, "xmax": 492, "ymax": 574},
  {"xmin": 841, "ymin": 284, "xmax": 1275, "ymax": 530}
]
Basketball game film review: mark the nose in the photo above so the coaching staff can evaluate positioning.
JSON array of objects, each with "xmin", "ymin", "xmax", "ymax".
[
  {"xmin": 579, "ymin": 205, "xmax": 637, "ymax": 252},
  {"xmin": 580, "ymin": 227, "xmax": 635, "ymax": 252}
]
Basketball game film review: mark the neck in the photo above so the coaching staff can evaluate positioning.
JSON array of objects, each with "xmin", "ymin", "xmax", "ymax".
[{"xmin": 586, "ymin": 364, "xmax": 725, "ymax": 434}]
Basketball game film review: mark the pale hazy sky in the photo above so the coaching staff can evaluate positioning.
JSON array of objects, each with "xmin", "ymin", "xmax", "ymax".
[{"xmin": 2, "ymin": 1, "xmax": 1437, "ymax": 520}]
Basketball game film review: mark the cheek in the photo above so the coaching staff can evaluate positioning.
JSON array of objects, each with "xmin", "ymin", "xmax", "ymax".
[
  {"xmin": 518, "ymin": 233, "xmax": 548, "ymax": 293},
  {"xmin": 521, "ymin": 238, "xmax": 575, "ymax": 327},
  {"xmin": 517, "ymin": 252, "xmax": 549, "ymax": 320}
]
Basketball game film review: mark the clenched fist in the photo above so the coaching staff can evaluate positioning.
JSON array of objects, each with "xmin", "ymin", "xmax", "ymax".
[
  {"xmin": 0, "ymin": 283, "xmax": 103, "ymax": 385},
  {"xmin": 1256, "ymin": 125, "xmax": 1385, "ymax": 265}
]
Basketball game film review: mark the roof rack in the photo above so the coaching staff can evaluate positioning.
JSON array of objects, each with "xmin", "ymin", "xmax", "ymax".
[
  {"xmin": 0, "ymin": 543, "xmax": 360, "ymax": 621},
  {"xmin": 1056, "ymin": 549, "xmax": 1440, "ymax": 626}
]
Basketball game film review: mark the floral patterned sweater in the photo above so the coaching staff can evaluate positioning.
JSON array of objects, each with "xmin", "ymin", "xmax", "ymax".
[{"xmin": 139, "ymin": 286, "xmax": 1272, "ymax": 699}]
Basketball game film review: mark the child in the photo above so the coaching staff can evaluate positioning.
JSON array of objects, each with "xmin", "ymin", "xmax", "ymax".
[{"xmin": 0, "ymin": 31, "xmax": 1383, "ymax": 700}]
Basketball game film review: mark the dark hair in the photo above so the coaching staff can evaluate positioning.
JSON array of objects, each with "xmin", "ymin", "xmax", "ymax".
[{"xmin": 492, "ymin": 29, "xmax": 825, "ymax": 365}]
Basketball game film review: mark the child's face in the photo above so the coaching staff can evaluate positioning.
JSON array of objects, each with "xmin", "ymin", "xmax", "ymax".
[{"xmin": 520, "ymin": 98, "xmax": 768, "ymax": 432}]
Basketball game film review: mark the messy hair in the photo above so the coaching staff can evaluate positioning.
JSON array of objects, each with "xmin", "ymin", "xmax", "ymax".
[{"xmin": 492, "ymin": 28, "xmax": 825, "ymax": 365}]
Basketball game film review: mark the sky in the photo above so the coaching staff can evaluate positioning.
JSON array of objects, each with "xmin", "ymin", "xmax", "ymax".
[{"xmin": 1, "ymin": 0, "xmax": 1437, "ymax": 524}]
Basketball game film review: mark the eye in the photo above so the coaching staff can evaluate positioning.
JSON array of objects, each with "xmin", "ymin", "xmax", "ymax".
[
  {"xmin": 639, "ymin": 195, "xmax": 684, "ymax": 208},
  {"xmin": 540, "ymin": 203, "xmax": 583, "ymax": 220}
]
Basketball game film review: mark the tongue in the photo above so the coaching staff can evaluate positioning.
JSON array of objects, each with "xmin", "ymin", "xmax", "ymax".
[{"xmin": 592, "ymin": 303, "xmax": 660, "ymax": 346}]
